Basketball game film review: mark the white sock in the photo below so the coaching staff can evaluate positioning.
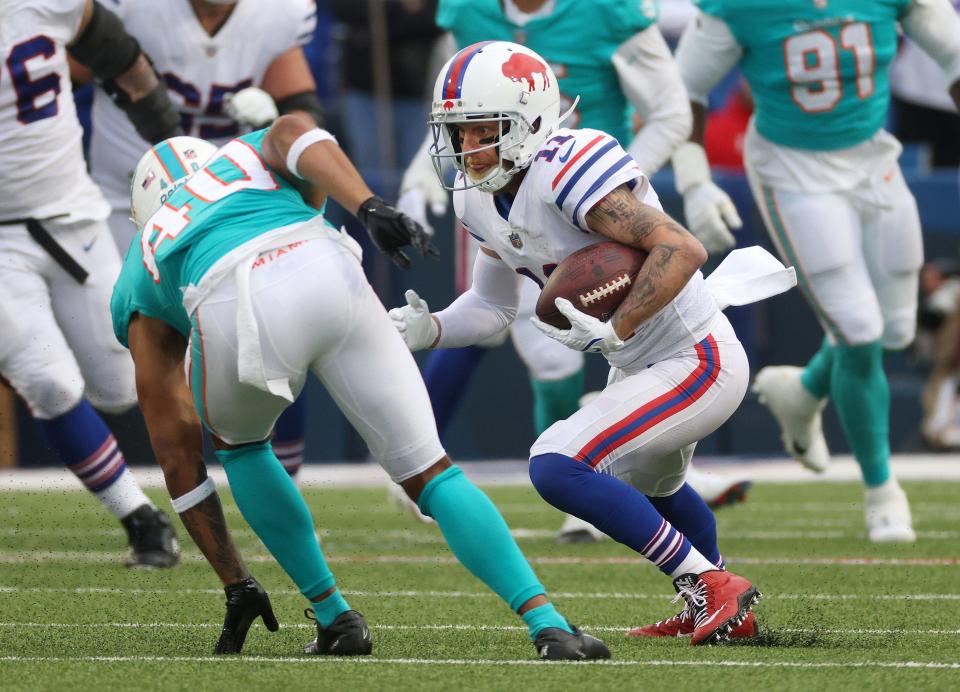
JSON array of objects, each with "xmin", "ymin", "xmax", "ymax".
[
  {"xmin": 95, "ymin": 469, "xmax": 153, "ymax": 519},
  {"xmin": 669, "ymin": 546, "xmax": 718, "ymax": 580}
]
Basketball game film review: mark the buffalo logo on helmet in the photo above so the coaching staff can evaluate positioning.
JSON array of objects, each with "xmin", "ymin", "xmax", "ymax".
[
  {"xmin": 443, "ymin": 100, "xmax": 455, "ymax": 111},
  {"xmin": 508, "ymin": 231, "xmax": 523, "ymax": 249},
  {"xmin": 501, "ymin": 52, "xmax": 550, "ymax": 92}
]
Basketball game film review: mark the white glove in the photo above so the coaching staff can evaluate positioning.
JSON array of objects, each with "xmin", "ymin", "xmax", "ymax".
[
  {"xmin": 224, "ymin": 87, "xmax": 279, "ymax": 128},
  {"xmin": 388, "ymin": 289, "xmax": 438, "ymax": 351},
  {"xmin": 396, "ymin": 189, "xmax": 436, "ymax": 237},
  {"xmin": 671, "ymin": 141, "xmax": 742, "ymax": 254},
  {"xmin": 397, "ymin": 142, "xmax": 449, "ymax": 237},
  {"xmin": 530, "ymin": 298, "xmax": 625, "ymax": 355},
  {"xmin": 682, "ymin": 180, "xmax": 743, "ymax": 254}
]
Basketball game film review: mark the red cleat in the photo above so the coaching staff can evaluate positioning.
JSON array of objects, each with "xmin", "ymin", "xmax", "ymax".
[
  {"xmin": 627, "ymin": 608, "xmax": 759, "ymax": 640},
  {"xmin": 627, "ymin": 589, "xmax": 759, "ymax": 640},
  {"xmin": 663, "ymin": 571, "xmax": 761, "ymax": 646}
]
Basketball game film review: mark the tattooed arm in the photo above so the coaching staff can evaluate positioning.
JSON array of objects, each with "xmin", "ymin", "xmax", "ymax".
[
  {"xmin": 585, "ymin": 184, "xmax": 708, "ymax": 339},
  {"xmin": 127, "ymin": 314, "xmax": 250, "ymax": 585}
]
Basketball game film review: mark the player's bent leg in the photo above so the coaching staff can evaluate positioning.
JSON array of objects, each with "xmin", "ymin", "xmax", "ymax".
[
  {"xmin": 216, "ymin": 441, "xmax": 370, "ymax": 655},
  {"xmin": 406, "ymin": 460, "xmax": 609, "ymax": 661},
  {"xmin": 192, "ymin": 245, "xmax": 371, "ymax": 654},
  {"xmin": 0, "ymin": 259, "xmax": 174, "ymax": 567},
  {"xmin": 48, "ymin": 219, "xmax": 137, "ymax": 414},
  {"xmin": 529, "ymin": 453, "xmax": 759, "ymax": 645},
  {"xmin": 830, "ymin": 341, "xmax": 916, "ymax": 542},
  {"xmin": 647, "ymin": 481, "xmax": 722, "ymax": 567}
]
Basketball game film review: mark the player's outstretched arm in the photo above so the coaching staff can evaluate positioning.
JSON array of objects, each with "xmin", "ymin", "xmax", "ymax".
[
  {"xmin": 670, "ymin": 11, "xmax": 744, "ymax": 254},
  {"xmin": 900, "ymin": 0, "xmax": 960, "ymax": 112},
  {"xmin": 612, "ymin": 25, "xmax": 692, "ymax": 176},
  {"xmin": 67, "ymin": 0, "xmax": 181, "ymax": 144},
  {"xmin": 586, "ymin": 185, "xmax": 707, "ymax": 340},
  {"xmin": 262, "ymin": 114, "xmax": 438, "ymax": 268},
  {"xmin": 390, "ymin": 247, "xmax": 519, "ymax": 350},
  {"xmin": 126, "ymin": 314, "xmax": 251, "ymax": 587}
]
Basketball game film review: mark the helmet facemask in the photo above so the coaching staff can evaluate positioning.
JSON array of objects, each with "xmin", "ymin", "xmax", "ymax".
[{"xmin": 429, "ymin": 111, "xmax": 545, "ymax": 193}]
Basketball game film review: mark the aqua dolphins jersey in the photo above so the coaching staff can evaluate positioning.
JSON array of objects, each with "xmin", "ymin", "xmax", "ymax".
[
  {"xmin": 111, "ymin": 128, "xmax": 328, "ymax": 346},
  {"xmin": 695, "ymin": 0, "xmax": 910, "ymax": 150}
]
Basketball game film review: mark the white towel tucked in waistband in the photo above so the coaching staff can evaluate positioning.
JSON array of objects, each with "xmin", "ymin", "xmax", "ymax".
[{"xmin": 704, "ymin": 245, "xmax": 797, "ymax": 310}]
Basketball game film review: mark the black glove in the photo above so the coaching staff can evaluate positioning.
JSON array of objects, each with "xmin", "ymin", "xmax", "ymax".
[
  {"xmin": 214, "ymin": 577, "xmax": 280, "ymax": 654},
  {"xmin": 357, "ymin": 195, "xmax": 440, "ymax": 269}
]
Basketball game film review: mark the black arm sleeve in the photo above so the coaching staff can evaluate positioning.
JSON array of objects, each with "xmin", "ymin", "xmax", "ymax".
[
  {"xmin": 276, "ymin": 91, "xmax": 325, "ymax": 127},
  {"xmin": 68, "ymin": 1, "xmax": 182, "ymax": 144},
  {"xmin": 68, "ymin": 1, "xmax": 140, "ymax": 81}
]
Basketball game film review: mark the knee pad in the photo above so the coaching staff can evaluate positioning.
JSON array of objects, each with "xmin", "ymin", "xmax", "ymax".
[
  {"xmin": 82, "ymin": 357, "xmax": 138, "ymax": 414},
  {"xmin": 882, "ymin": 312, "xmax": 917, "ymax": 350},
  {"xmin": 13, "ymin": 359, "xmax": 85, "ymax": 419}
]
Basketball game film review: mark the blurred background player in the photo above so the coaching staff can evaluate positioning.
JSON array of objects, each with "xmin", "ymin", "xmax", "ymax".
[
  {"xmin": 74, "ymin": 0, "xmax": 323, "ymax": 480},
  {"xmin": 0, "ymin": 0, "xmax": 182, "ymax": 566},
  {"xmin": 671, "ymin": 0, "xmax": 960, "ymax": 541},
  {"xmin": 114, "ymin": 119, "xmax": 610, "ymax": 660},
  {"xmin": 397, "ymin": 0, "xmax": 750, "ymax": 542},
  {"xmin": 890, "ymin": 0, "xmax": 960, "ymax": 168},
  {"xmin": 390, "ymin": 42, "xmax": 791, "ymax": 643}
]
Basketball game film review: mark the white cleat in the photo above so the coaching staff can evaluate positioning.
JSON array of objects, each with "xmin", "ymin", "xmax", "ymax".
[
  {"xmin": 686, "ymin": 466, "xmax": 752, "ymax": 510},
  {"xmin": 556, "ymin": 513, "xmax": 607, "ymax": 544},
  {"xmin": 387, "ymin": 481, "xmax": 434, "ymax": 525},
  {"xmin": 865, "ymin": 479, "xmax": 916, "ymax": 543},
  {"xmin": 751, "ymin": 366, "xmax": 831, "ymax": 473}
]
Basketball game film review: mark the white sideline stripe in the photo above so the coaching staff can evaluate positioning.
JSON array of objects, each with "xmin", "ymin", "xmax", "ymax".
[
  {"xmin": 1, "ymin": 586, "xmax": 959, "ymax": 602},
  {"xmin": 0, "ymin": 655, "xmax": 958, "ymax": 670},
  {"xmin": 3, "ymin": 456, "xmax": 960, "ymax": 490},
  {"xmin": 2, "ymin": 622, "xmax": 960, "ymax": 636},
  {"xmin": 0, "ymin": 551, "xmax": 957, "ymax": 567},
  {"xmin": 3, "ymin": 526, "xmax": 959, "ymax": 541}
]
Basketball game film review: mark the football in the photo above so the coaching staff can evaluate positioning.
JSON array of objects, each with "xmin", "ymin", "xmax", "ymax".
[{"xmin": 535, "ymin": 242, "xmax": 647, "ymax": 329}]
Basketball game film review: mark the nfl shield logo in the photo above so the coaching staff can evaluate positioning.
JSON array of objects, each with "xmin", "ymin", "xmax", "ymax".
[{"xmin": 509, "ymin": 232, "xmax": 523, "ymax": 249}]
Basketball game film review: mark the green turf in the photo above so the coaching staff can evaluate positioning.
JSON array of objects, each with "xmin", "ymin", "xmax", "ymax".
[{"xmin": 0, "ymin": 480, "xmax": 958, "ymax": 691}]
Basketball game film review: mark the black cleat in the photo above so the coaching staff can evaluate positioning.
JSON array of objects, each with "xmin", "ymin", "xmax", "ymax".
[
  {"xmin": 121, "ymin": 504, "xmax": 179, "ymax": 568},
  {"xmin": 303, "ymin": 609, "xmax": 373, "ymax": 656},
  {"xmin": 534, "ymin": 626, "xmax": 611, "ymax": 661}
]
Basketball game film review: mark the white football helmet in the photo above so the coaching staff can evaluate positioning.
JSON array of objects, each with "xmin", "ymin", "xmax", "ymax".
[
  {"xmin": 130, "ymin": 136, "xmax": 218, "ymax": 230},
  {"xmin": 428, "ymin": 41, "xmax": 568, "ymax": 193}
]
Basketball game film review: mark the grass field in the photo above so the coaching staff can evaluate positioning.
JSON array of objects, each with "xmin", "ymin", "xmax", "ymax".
[{"xmin": 1, "ymin": 479, "xmax": 959, "ymax": 690}]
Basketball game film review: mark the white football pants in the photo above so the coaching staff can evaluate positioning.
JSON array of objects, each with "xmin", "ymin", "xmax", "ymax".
[
  {"xmin": 745, "ymin": 154, "xmax": 922, "ymax": 349},
  {"xmin": 0, "ymin": 218, "xmax": 136, "ymax": 418},
  {"xmin": 531, "ymin": 314, "xmax": 749, "ymax": 496},
  {"xmin": 188, "ymin": 238, "xmax": 445, "ymax": 482}
]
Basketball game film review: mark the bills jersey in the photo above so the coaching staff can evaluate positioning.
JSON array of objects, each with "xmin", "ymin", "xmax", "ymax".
[
  {"xmin": 696, "ymin": 0, "xmax": 909, "ymax": 150},
  {"xmin": 454, "ymin": 128, "xmax": 718, "ymax": 370},
  {"xmin": 437, "ymin": 0, "xmax": 658, "ymax": 146},
  {"xmin": 90, "ymin": 0, "xmax": 316, "ymax": 209},
  {"xmin": 111, "ymin": 128, "xmax": 327, "ymax": 347},
  {"xmin": 0, "ymin": 0, "xmax": 110, "ymax": 223}
]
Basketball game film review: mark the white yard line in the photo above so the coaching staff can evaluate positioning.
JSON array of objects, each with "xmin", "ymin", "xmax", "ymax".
[
  {"xmin": 1, "ymin": 622, "xmax": 959, "ymax": 636},
  {"xmin": 0, "ymin": 655, "xmax": 957, "ymax": 670},
  {"xmin": 0, "ymin": 586, "xmax": 957, "ymax": 601}
]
